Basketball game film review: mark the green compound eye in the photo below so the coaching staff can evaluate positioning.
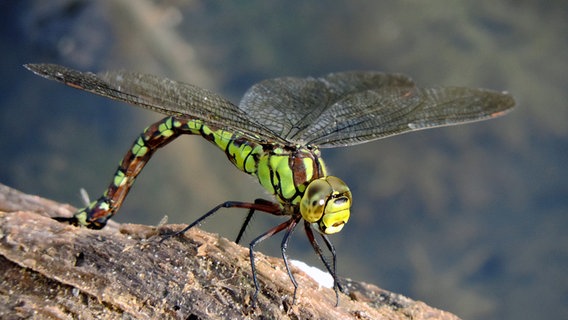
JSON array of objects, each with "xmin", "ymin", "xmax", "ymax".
[{"xmin": 300, "ymin": 176, "xmax": 352, "ymax": 234}]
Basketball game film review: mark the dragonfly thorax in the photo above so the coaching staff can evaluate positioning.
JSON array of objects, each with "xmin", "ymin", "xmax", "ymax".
[{"xmin": 253, "ymin": 145, "xmax": 350, "ymax": 233}]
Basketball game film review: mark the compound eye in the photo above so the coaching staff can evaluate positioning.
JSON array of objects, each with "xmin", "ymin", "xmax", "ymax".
[
  {"xmin": 318, "ymin": 176, "xmax": 352, "ymax": 234},
  {"xmin": 325, "ymin": 176, "xmax": 352, "ymax": 205},
  {"xmin": 300, "ymin": 179, "xmax": 333, "ymax": 223}
]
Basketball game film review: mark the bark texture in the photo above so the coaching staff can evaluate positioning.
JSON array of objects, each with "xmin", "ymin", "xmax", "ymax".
[{"xmin": 0, "ymin": 183, "xmax": 460, "ymax": 319}]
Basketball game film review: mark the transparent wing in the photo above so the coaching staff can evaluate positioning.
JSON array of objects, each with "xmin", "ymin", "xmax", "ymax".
[
  {"xmin": 239, "ymin": 71, "xmax": 515, "ymax": 148},
  {"xmin": 303, "ymin": 86, "xmax": 515, "ymax": 147},
  {"xmin": 238, "ymin": 71, "xmax": 415, "ymax": 145},
  {"xmin": 27, "ymin": 65, "xmax": 515, "ymax": 149},
  {"xmin": 24, "ymin": 64, "xmax": 282, "ymax": 143}
]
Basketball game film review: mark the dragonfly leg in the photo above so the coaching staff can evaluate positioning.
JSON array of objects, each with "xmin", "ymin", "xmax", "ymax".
[
  {"xmin": 248, "ymin": 217, "xmax": 300, "ymax": 306},
  {"xmin": 235, "ymin": 209, "xmax": 255, "ymax": 245},
  {"xmin": 55, "ymin": 116, "xmax": 191, "ymax": 229},
  {"xmin": 160, "ymin": 200, "xmax": 281, "ymax": 243},
  {"xmin": 280, "ymin": 217, "xmax": 302, "ymax": 304},
  {"xmin": 318, "ymin": 233, "xmax": 345, "ymax": 293},
  {"xmin": 235, "ymin": 198, "xmax": 276, "ymax": 244},
  {"xmin": 304, "ymin": 222, "xmax": 343, "ymax": 306}
]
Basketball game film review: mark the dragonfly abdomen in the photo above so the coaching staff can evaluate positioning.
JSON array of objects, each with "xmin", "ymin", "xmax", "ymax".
[{"xmin": 69, "ymin": 115, "xmax": 328, "ymax": 228}]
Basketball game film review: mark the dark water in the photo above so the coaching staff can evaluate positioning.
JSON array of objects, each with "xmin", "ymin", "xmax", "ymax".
[{"xmin": 1, "ymin": 1, "xmax": 567, "ymax": 319}]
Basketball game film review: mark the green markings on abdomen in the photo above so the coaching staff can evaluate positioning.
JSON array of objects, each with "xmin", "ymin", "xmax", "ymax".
[
  {"xmin": 226, "ymin": 139, "xmax": 260, "ymax": 174},
  {"xmin": 132, "ymin": 137, "xmax": 149, "ymax": 157},
  {"xmin": 113, "ymin": 169, "xmax": 127, "ymax": 188},
  {"xmin": 72, "ymin": 115, "xmax": 326, "ymax": 228},
  {"xmin": 195, "ymin": 120, "xmax": 263, "ymax": 176}
]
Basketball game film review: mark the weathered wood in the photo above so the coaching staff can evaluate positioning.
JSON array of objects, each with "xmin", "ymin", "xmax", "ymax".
[{"xmin": 0, "ymin": 183, "xmax": 460, "ymax": 319}]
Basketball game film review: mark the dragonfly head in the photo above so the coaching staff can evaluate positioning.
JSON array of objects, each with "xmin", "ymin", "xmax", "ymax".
[{"xmin": 300, "ymin": 176, "xmax": 352, "ymax": 234}]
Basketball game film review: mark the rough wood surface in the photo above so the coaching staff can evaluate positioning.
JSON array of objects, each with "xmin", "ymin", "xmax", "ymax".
[{"xmin": 0, "ymin": 183, "xmax": 460, "ymax": 319}]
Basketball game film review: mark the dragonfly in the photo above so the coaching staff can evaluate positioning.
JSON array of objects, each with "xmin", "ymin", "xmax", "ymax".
[{"xmin": 25, "ymin": 63, "xmax": 515, "ymax": 306}]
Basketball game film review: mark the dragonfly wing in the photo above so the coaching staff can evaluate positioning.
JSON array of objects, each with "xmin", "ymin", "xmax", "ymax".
[
  {"xmin": 25, "ymin": 64, "xmax": 279, "ymax": 142},
  {"xmin": 304, "ymin": 86, "xmax": 515, "ymax": 147},
  {"xmin": 238, "ymin": 71, "xmax": 414, "ymax": 145},
  {"xmin": 27, "ymin": 64, "xmax": 515, "ymax": 148}
]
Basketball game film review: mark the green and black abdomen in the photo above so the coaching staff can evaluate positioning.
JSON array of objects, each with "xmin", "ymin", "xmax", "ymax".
[{"xmin": 72, "ymin": 115, "xmax": 328, "ymax": 228}]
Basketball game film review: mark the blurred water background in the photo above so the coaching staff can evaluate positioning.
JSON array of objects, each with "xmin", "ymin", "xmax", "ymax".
[{"xmin": 1, "ymin": 1, "xmax": 566, "ymax": 319}]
